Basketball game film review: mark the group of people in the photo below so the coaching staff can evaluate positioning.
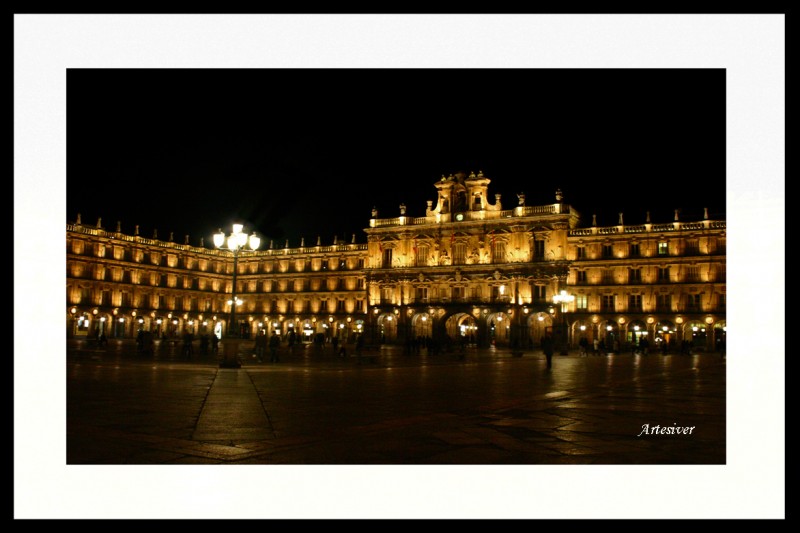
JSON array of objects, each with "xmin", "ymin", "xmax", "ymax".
[
  {"xmin": 577, "ymin": 337, "xmax": 612, "ymax": 357},
  {"xmin": 253, "ymin": 330, "xmax": 281, "ymax": 362},
  {"xmin": 252, "ymin": 330, "xmax": 364, "ymax": 361}
]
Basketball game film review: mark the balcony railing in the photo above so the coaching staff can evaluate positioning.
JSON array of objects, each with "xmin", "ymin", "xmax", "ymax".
[
  {"xmin": 568, "ymin": 220, "xmax": 724, "ymax": 237},
  {"xmin": 371, "ymin": 204, "xmax": 563, "ymax": 227},
  {"xmin": 374, "ymin": 296, "xmax": 541, "ymax": 307}
]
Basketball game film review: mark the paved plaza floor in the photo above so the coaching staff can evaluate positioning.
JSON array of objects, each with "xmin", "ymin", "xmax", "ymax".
[
  {"xmin": 66, "ymin": 339, "xmax": 726, "ymax": 465},
  {"xmin": 17, "ymin": 338, "xmax": 787, "ymax": 518}
]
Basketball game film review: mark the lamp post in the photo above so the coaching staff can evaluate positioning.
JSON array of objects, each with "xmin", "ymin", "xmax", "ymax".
[
  {"xmin": 213, "ymin": 224, "xmax": 260, "ymax": 368},
  {"xmin": 552, "ymin": 289, "xmax": 574, "ymax": 355}
]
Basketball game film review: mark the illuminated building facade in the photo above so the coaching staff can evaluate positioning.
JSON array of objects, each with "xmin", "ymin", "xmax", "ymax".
[{"xmin": 66, "ymin": 171, "xmax": 726, "ymax": 351}]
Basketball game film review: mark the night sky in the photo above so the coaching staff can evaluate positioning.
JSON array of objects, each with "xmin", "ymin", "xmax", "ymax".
[{"xmin": 67, "ymin": 68, "xmax": 726, "ymax": 248}]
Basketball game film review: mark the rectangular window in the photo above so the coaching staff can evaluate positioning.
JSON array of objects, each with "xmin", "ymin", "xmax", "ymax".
[
  {"xmin": 577, "ymin": 271, "xmax": 587, "ymax": 284},
  {"xmin": 381, "ymin": 287, "xmax": 392, "ymax": 304},
  {"xmin": 685, "ymin": 266, "xmax": 700, "ymax": 282},
  {"xmin": 629, "ymin": 243, "xmax": 640, "ymax": 257},
  {"xmin": 533, "ymin": 240, "xmax": 545, "ymax": 260},
  {"xmin": 355, "ymin": 300, "xmax": 364, "ymax": 312},
  {"xmin": 628, "ymin": 294, "xmax": 642, "ymax": 311},
  {"xmin": 658, "ymin": 267, "xmax": 671, "ymax": 282},
  {"xmin": 601, "ymin": 295, "xmax": 616, "ymax": 312},
  {"xmin": 337, "ymin": 299, "xmax": 346, "ymax": 312},
  {"xmin": 658, "ymin": 242, "xmax": 669, "ymax": 255},
  {"xmin": 492, "ymin": 241, "xmax": 506, "ymax": 263},
  {"xmin": 533, "ymin": 285, "xmax": 546, "ymax": 303},
  {"xmin": 602, "ymin": 244, "xmax": 613, "ymax": 258},
  {"xmin": 357, "ymin": 278, "xmax": 365, "ymax": 289},
  {"xmin": 629, "ymin": 268, "xmax": 641, "ymax": 283},
  {"xmin": 416, "ymin": 245, "xmax": 428, "ymax": 267},
  {"xmin": 382, "ymin": 248, "xmax": 393, "ymax": 268},
  {"xmin": 453, "ymin": 243, "xmax": 467, "ymax": 265},
  {"xmin": 718, "ymin": 293, "xmax": 726, "ymax": 309},
  {"xmin": 470, "ymin": 286, "xmax": 479, "ymax": 300},
  {"xmin": 491, "ymin": 286, "xmax": 501, "ymax": 301},
  {"xmin": 602, "ymin": 269, "xmax": 615, "ymax": 284},
  {"xmin": 686, "ymin": 294, "xmax": 701, "ymax": 311},
  {"xmin": 576, "ymin": 246, "xmax": 586, "ymax": 259},
  {"xmin": 656, "ymin": 294, "xmax": 672, "ymax": 312},
  {"xmin": 121, "ymin": 292, "xmax": 132, "ymax": 308},
  {"xmin": 415, "ymin": 287, "xmax": 428, "ymax": 303},
  {"xmin": 575, "ymin": 294, "xmax": 588, "ymax": 310},
  {"xmin": 357, "ymin": 258, "xmax": 364, "ymax": 269},
  {"xmin": 452, "ymin": 286, "xmax": 465, "ymax": 301},
  {"xmin": 685, "ymin": 239, "xmax": 699, "ymax": 255}
]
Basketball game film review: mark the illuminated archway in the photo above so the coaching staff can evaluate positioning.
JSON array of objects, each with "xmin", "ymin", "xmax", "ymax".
[
  {"xmin": 627, "ymin": 319, "xmax": 647, "ymax": 344},
  {"xmin": 655, "ymin": 320, "xmax": 675, "ymax": 347},
  {"xmin": 443, "ymin": 312, "xmax": 478, "ymax": 343},
  {"xmin": 377, "ymin": 313, "xmax": 398, "ymax": 342},
  {"xmin": 600, "ymin": 320, "xmax": 619, "ymax": 349},
  {"xmin": 411, "ymin": 312, "xmax": 433, "ymax": 339},
  {"xmin": 685, "ymin": 320, "xmax": 710, "ymax": 351},
  {"xmin": 486, "ymin": 311, "xmax": 511, "ymax": 345},
  {"xmin": 529, "ymin": 312, "xmax": 554, "ymax": 346}
]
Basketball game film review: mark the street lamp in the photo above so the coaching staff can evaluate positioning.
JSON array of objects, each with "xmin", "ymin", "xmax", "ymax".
[
  {"xmin": 552, "ymin": 289, "xmax": 574, "ymax": 355},
  {"xmin": 213, "ymin": 223, "xmax": 260, "ymax": 368}
]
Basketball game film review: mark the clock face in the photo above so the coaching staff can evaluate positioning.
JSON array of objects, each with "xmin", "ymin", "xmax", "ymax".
[{"xmin": 455, "ymin": 213, "xmax": 464, "ymax": 221}]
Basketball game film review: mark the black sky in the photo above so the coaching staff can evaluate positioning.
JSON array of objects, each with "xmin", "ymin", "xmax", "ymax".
[{"xmin": 67, "ymin": 68, "xmax": 726, "ymax": 248}]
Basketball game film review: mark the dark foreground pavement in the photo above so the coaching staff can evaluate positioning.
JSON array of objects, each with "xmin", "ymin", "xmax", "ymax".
[{"xmin": 67, "ymin": 339, "xmax": 725, "ymax": 465}]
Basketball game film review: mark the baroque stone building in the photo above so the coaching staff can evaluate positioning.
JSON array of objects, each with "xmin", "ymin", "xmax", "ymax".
[{"xmin": 66, "ymin": 171, "xmax": 726, "ymax": 352}]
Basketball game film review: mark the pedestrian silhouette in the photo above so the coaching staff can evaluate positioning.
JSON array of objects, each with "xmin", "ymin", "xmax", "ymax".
[
  {"xmin": 579, "ymin": 336, "xmax": 589, "ymax": 357},
  {"xmin": 254, "ymin": 330, "xmax": 267, "ymax": 362},
  {"xmin": 182, "ymin": 330, "xmax": 194, "ymax": 358},
  {"xmin": 541, "ymin": 334, "xmax": 555, "ymax": 369},
  {"xmin": 269, "ymin": 331, "xmax": 281, "ymax": 362}
]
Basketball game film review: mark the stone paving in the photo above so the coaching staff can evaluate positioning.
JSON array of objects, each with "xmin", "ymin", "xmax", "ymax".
[{"xmin": 66, "ymin": 339, "xmax": 726, "ymax": 465}]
